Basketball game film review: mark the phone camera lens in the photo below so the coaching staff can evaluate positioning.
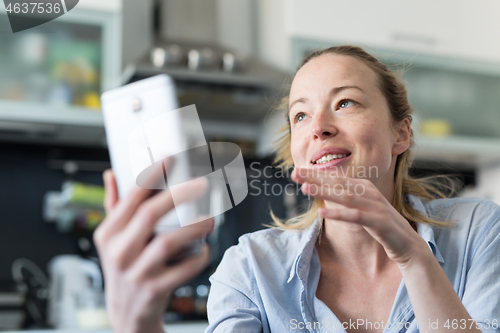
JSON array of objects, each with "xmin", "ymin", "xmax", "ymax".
[{"xmin": 132, "ymin": 98, "xmax": 142, "ymax": 112}]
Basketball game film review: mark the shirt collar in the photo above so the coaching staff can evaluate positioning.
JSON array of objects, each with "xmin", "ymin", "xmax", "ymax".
[
  {"xmin": 287, "ymin": 195, "xmax": 445, "ymax": 283},
  {"xmin": 287, "ymin": 217, "xmax": 322, "ymax": 283},
  {"xmin": 408, "ymin": 194, "xmax": 445, "ymax": 264}
]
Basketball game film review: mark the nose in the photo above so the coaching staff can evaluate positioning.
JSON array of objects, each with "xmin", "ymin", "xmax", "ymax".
[{"xmin": 311, "ymin": 109, "xmax": 338, "ymax": 140}]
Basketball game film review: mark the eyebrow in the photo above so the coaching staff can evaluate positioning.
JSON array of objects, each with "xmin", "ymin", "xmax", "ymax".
[{"xmin": 289, "ymin": 85, "xmax": 365, "ymax": 111}]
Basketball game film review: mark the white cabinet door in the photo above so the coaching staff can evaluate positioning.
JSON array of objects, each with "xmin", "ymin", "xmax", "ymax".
[
  {"xmin": 289, "ymin": 0, "xmax": 393, "ymax": 47},
  {"xmin": 450, "ymin": 0, "xmax": 500, "ymax": 63},
  {"xmin": 289, "ymin": 0, "xmax": 500, "ymax": 64},
  {"xmin": 388, "ymin": 0, "xmax": 454, "ymax": 57},
  {"xmin": 390, "ymin": 0, "xmax": 500, "ymax": 62}
]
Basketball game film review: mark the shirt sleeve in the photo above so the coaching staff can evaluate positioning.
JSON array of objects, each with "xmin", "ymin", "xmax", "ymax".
[
  {"xmin": 204, "ymin": 239, "xmax": 264, "ymax": 333},
  {"xmin": 461, "ymin": 211, "xmax": 500, "ymax": 333}
]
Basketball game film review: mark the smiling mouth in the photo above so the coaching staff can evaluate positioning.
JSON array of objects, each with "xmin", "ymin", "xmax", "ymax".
[{"xmin": 312, "ymin": 153, "xmax": 351, "ymax": 165}]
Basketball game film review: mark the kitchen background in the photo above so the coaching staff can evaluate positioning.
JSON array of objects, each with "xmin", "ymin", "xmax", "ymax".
[{"xmin": 0, "ymin": 0, "xmax": 499, "ymax": 331}]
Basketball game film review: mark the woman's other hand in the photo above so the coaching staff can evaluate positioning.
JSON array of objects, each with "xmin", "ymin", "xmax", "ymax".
[
  {"xmin": 94, "ymin": 169, "xmax": 214, "ymax": 333},
  {"xmin": 292, "ymin": 167, "xmax": 428, "ymax": 266}
]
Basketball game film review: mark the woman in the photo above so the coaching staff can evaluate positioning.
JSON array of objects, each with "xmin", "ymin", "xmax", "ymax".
[
  {"xmin": 96, "ymin": 45, "xmax": 500, "ymax": 333},
  {"xmin": 204, "ymin": 46, "xmax": 500, "ymax": 332}
]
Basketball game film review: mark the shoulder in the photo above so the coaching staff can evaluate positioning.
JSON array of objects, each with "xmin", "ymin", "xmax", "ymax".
[
  {"xmin": 422, "ymin": 197, "xmax": 500, "ymax": 260},
  {"xmin": 238, "ymin": 226, "xmax": 305, "ymax": 248},
  {"xmin": 423, "ymin": 196, "xmax": 500, "ymax": 228},
  {"xmin": 210, "ymin": 225, "xmax": 313, "ymax": 289},
  {"xmin": 222, "ymin": 226, "xmax": 305, "ymax": 265},
  {"xmin": 424, "ymin": 196, "xmax": 500, "ymax": 212}
]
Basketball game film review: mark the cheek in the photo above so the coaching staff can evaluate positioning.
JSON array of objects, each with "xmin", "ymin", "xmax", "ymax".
[
  {"xmin": 355, "ymin": 118, "xmax": 393, "ymax": 165},
  {"xmin": 290, "ymin": 130, "xmax": 308, "ymax": 165},
  {"xmin": 290, "ymin": 144, "xmax": 299, "ymax": 164}
]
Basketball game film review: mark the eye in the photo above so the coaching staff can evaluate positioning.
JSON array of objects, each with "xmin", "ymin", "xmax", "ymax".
[
  {"xmin": 338, "ymin": 99, "xmax": 356, "ymax": 109},
  {"xmin": 294, "ymin": 112, "xmax": 307, "ymax": 123}
]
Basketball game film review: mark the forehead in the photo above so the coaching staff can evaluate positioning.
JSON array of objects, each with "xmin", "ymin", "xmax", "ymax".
[{"xmin": 290, "ymin": 54, "xmax": 379, "ymax": 101}]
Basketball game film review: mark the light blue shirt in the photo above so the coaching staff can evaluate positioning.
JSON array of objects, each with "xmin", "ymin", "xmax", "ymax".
[{"xmin": 205, "ymin": 195, "xmax": 500, "ymax": 333}]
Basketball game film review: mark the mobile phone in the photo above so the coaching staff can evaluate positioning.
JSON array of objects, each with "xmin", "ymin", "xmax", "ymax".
[{"xmin": 101, "ymin": 75, "xmax": 206, "ymax": 256}]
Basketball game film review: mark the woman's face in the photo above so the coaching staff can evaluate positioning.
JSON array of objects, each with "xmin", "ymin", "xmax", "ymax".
[{"xmin": 289, "ymin": 54, "xmax": 410, "ymax": 192}]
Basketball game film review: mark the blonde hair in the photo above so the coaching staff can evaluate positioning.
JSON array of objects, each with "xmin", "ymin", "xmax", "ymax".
[{"xmin": 270, "ymin": 45, "xmax": 454, "ymax": 232}]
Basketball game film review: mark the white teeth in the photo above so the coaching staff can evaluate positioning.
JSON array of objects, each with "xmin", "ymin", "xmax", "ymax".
[{"xmin": 313, "ymin": 153, "xmax": 349, "ymax": 164}]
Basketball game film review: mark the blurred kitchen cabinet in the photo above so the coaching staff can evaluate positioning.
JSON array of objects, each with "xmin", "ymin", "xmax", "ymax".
[
  {"xmin": 0, "ymin": 4, "xmax": 120, "ymax": 146},
  {"xmin": 0, "ymin": 0, "xmax": 152, "ymax": 147},
  {"xmin": 288, "ymin": 0, "xmax": 500, "ymax": 64},
  {"xmin": 75, "ymin": 0, "xmax": 122, "ymax": 12}
]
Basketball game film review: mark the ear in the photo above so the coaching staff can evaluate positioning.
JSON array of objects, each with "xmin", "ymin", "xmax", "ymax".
[{"xmin": 392, "ymin": 118, "xmax": 411, "ymax": 156}]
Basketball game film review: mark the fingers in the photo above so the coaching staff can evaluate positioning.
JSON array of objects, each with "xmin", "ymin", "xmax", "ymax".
[
  {"xmin": 301, "ymin": 181, "xmax": 379, "ymax": 211},
  {"xmin": 292, "ymin": 167, "xmax": 358, "ymax": 185},
  {"xmin": 103, "ymin": 169, "xmax": 119, "ymax": 214},
  {"xmin": 319, "ymin": 207, "xmax": 372, "ymax": 227},
  {"xmin": 129, "ymin": 219, "xmax": 214, "ymax": 279},
  {"xmin": 96, "ymin": 162, "xmax": 167, "ymax": 244},
  {"xmin": 123, "ymin": 177, "xmax": 209, "ymax": 244},
  {"xmin": 96, "ymin": 185, "xmax": 153, "ymax": 245},
  {"xmin": 292, "ymin": 168, "xmax": 380, "ymax": 209},
  {"xmin": 111, "ymin": 177, "xmax": 209, "ymax": 269},
  {"xmin": 163, "ymin": 156, "xmax": 174, "ymax": 174},
  {"xmin": 154, "ymin": 244, "xmax": 211, "ymax": 294}
]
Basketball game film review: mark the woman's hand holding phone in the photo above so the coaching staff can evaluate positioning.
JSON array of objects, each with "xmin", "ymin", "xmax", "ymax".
[{"xmin": 93, "ymin": 170, "xmax": 214, "ymax": 333}]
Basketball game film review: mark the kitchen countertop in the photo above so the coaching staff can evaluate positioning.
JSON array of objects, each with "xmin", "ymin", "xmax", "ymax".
[{"xmin": 4, "ymin": 322, "xmax": 209, "ymax": 333}]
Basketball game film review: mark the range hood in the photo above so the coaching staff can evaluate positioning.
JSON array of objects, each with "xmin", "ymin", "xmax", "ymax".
[
  {"xmin": 128, "ymin": 39, "xmax": 290, "ymax": 124},
  {"xmin": 126, "ymin": 0, "xmax": 290, "ymax": 124}
]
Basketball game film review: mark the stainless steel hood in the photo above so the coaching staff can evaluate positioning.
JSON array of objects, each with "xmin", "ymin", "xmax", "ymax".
[{"xmin": 128, "ymin": 39, "xmax": 290, "ymax": 124}]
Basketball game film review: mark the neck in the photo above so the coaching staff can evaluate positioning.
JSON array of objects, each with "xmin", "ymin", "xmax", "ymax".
[
  {"xmin": 316, "ymin": 165, "xmax": 397, "ymax": 276},
  {"xmin": 317, "ymin": 218, "xmax": 392, "ymax": 276}
]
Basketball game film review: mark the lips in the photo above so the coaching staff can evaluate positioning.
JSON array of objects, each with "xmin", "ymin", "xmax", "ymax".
[{"xmin": 310, "ymin": 147, "xmax": 352, "ymax": 165}]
